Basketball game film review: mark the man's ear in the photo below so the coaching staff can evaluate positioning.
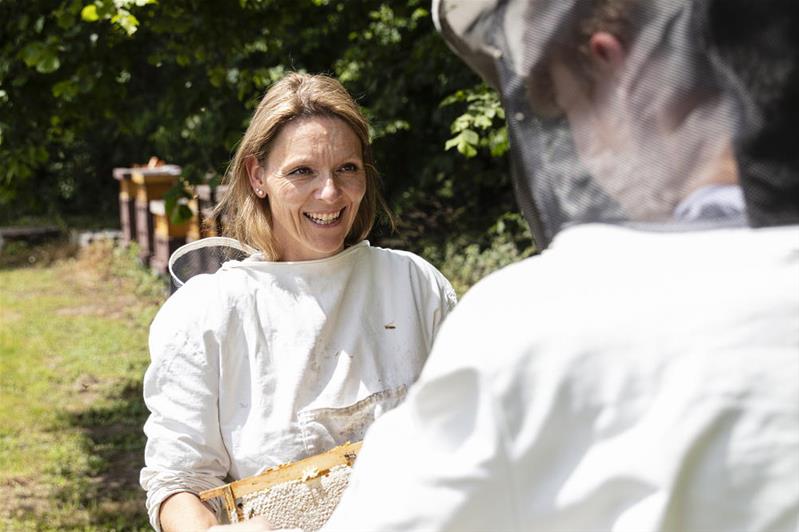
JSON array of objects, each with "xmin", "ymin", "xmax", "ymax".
[
  {"xmin": 246, "ymin": 156, "xmax": 266, "ymax": 197},
  {"xmin": 589, "ymin": 31, "xmax": 625, "ymax": 73}
]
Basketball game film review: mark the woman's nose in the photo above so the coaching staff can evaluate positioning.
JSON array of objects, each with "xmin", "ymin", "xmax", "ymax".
[{"xmin": 317, "ymin": 174, "xmax": 342, "ymax": 201}]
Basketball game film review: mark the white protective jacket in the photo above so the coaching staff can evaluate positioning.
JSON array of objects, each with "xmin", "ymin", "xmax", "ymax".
[
  {"xmin": 324, "ymin": 225, "xmax": 799, "ymax": 532},
  {"xmin": 140, "ymin": 241, "xmax": 456, "ymax": 529}
]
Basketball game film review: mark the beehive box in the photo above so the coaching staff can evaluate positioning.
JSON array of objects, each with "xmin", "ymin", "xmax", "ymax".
[
  {"xmin": 131, "ymin": 165, "xmax": 181, "ymax": 265},
  {"xmin": 148, "ymin": 199, "xmax": 191, "ymax": 275}
]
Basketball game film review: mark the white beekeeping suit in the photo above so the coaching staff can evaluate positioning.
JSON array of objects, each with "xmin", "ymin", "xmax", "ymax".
[{"xmin": 321, "ymin": 0, "xmax": 799, "ymax": 530}]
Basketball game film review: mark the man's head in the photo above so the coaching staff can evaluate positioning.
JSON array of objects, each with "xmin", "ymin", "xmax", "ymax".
[
  {"xmin": 435, "ymin": 0, "xmax": 799, "ymax": 246},
  {"xmin": 525, "ymin": 0, "xmax": 643, "ymax": 117},
  {"xmin": 540, "ymin": 0, "xmax": 739, "ymax": 221}
]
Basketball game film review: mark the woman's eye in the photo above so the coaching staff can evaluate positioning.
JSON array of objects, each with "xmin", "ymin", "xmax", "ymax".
[
  {"xmin": 289, "ymin": 167, "xmax": 313, "ymax": 176},
  {"xmin": 339, "ymin": 163, "xmax": 359, "ymax": 173}
]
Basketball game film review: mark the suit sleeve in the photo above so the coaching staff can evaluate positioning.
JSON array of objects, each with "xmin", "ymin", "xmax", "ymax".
[{"xmin": 139, "ymin": 279, "xmax": 231, "ymax": 530}]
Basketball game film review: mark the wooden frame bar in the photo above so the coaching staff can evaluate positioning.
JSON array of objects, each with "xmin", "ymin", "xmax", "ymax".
[{"xmin": 199, "ymin": 441, "xmax": 362, "ymax": 521}]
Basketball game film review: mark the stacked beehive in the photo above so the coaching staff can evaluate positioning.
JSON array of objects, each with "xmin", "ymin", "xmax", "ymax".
[{"xmin": 113, "ymin": 160, "xmax": 235, "ymax": 275}]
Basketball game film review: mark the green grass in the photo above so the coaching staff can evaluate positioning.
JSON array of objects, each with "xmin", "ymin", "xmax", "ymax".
[{"xmin": 0, "ymin": 241, "xmax": 167, "ymax": 531}]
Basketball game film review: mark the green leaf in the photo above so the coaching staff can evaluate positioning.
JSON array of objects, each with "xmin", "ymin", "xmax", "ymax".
[
  {"xmin": 440, "ymin": 90, "xmax": 466, "ymax": 107},
  {"xmin": 164, "ymin": 184, "xmax": 193, "ymax": 225},
  {"xmin": 52, "ymin": 80, "xmax": 79, "ymax": 99},
  {"xmin": 459, "ymin": 143, "xmax": 477, "ymax": 158},
  {"xmin": 21, "ymin": 42, "xmax": 62, "ymax": 74},
  {"xmin": 21, "ymin": 42, "xmax": 46, "ymax": 68},
  {"xmin": 172, "ymin": 204, "xmax": 193, "ymax": 225},
  {"xmin": 445, "ymin": 129, "xmax": 480, "ymax": 158},
  {"xmin": 444, "ymin": 137, "xmax": 460, "ymax": 151},
  {"xmin": 36, "ymin": 54, "xmax": 60, "ymax": 74},
  {"xmin": 163, "ymin": 187, "xmax": 180, "ymax": 219},
  {"xmin": 451, "ymin": 114, "xmax": 473, "ymax": 133},
  {"xmin": 111, "ymin": 11, "xmax": 140, "ymax": 35},
  {"xmin": 473, "ymin": 114, "xmax": 492, "ymax": 129},
  {"xmin": 81, "ymin": 5, "xmax": 100, "ymax": 22},
  {"xmin": 411, "ymin": 8, "xmax": 429, "ymax": 23},
  {"xmin": 461, "ymin": 129, "xmax": 479, "ymax": 145},
  {"xmin": 208, "ymin": 67, "xmax": 225, "ymax": 88}
]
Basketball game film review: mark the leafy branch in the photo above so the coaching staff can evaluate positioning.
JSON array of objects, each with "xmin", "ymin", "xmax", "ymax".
[
  {"xmin": 441, "ymin": 85, "xmax": 508, "ymax": 158},
  {"xmin": 81, "ymin": 0, "xmax": 157, "ymax": 35}
]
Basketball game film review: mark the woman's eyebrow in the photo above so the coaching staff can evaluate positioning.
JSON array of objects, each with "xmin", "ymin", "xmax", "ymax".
[{"xmin": 278, "ymin": 156, "xmax": 314, "ymax": 168}]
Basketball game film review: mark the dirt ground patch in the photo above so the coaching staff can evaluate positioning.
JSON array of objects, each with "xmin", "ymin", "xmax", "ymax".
[{"xmin": 0, "ymin": 476, "xmax": 54, "ymax": 521}]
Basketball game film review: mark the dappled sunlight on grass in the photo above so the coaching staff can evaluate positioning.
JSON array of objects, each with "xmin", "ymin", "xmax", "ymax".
[{"xmin": 0, "ymin": 240, "xmax": 166, "ymax": 530}]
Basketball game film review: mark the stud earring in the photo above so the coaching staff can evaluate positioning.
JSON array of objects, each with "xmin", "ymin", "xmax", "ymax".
[{"xmin": 256, "ymin": 188, "xmax": 264, "ymax": 197}]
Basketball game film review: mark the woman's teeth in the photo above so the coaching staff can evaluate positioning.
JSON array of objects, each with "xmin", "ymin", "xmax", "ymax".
[{"xmin": 305, "ymin": 209, "xmax": 343, "ymax": 225}]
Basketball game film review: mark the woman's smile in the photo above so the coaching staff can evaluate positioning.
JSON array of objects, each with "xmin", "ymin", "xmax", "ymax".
[{"xmin": 304, "ymin": 207, "xmax": 345, "ymax": 225}]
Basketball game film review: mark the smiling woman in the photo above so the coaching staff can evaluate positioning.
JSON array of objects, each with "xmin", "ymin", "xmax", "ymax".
[{"xmin": 139, "ymin": 73, "xmax": 458, "ymax": 532}]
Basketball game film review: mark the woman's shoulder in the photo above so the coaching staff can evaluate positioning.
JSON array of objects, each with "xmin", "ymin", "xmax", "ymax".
[
  {"xmin": 150, "ymin": 267, "xmax": 249, "ymax": 335},
  {"xmin": 365, "ymin": 245, "xmax": 440, "ymax": 276},
  {"xmin": 172, "ymin": 266, "xmax": 248, "ymax": 305},
  {"xmin": 364, "ymin": 245, "xmax": 457, "ymax": 305}
]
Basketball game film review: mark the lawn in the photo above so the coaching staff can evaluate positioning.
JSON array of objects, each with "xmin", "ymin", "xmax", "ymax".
[{"xmin": 0, "ymin": 240, "xmax": 167, "ymax": 531}]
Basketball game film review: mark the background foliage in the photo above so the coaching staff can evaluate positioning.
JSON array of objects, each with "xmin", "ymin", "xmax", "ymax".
[
  {"xmin": 0, "ymin": 3, "xmax": 533, "ymax": 527},
  {"xmin": 1, "ymin": 0, "xmax": 533, "ymax": 284}
]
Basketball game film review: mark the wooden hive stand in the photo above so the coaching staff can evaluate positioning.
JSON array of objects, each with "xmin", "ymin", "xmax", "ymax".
[
  {"xmin": 112, "ymin": 167, "xmax": 136, "ymax": 247},
  {"xmin": 192, "ymin": 183, "xmax": 232, "ymax": 239},
  {"xmin": 193, "ymin": 184, "xmax": 217, "ymax": 240}
]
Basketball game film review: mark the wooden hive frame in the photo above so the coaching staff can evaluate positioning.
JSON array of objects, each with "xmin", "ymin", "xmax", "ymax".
[{"xmin": 199, "ymin": 441, "xmax": 362, "ymax": 524}]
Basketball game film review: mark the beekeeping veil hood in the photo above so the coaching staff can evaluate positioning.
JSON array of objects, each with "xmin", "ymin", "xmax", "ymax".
[
  {"xmin": 434, "ymin": 0, "xmax": 799, "ymax": 248},
  {"xmin": 168, "ymin": 237, "xmax": 255, "ymax": 292}
]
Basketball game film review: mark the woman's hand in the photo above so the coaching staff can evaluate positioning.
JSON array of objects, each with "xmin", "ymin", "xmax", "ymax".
[
  {"xmin": 160, "ymin": 493, "xmax": 285, "ymax": 531},
  {"xmin": 159, "ymin": 492, "xmax": 218, "ymax": 531}
]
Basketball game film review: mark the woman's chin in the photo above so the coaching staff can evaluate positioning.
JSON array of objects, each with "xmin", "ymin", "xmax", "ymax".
[{"xmin": 305, "ymin": 222, "xmax": 354, "ymax": 256}]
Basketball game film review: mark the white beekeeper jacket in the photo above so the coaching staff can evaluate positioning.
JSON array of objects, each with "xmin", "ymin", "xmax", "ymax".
[
  {"xmin": 324, "ymin": 224, "xmax": 799, "ymax": 532},
  {"xmin": 140, "ymin": 241, "xmax": 457, "ymax": 530}
]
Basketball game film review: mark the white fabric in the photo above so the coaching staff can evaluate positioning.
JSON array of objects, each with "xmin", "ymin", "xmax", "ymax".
[
  {"xmin": 324, "ymin": 224, "xmax": 799, "ymax": 532},
  {"xmin": 673, "ymin": 185, "xmax": 746, "ymax": 223},
  {"xmin": 140, "ymin": 241, "xmax": 456, "ymax": 530}
]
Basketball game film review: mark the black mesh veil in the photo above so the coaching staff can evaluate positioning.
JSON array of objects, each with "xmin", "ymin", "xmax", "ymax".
[
  {"xmin": 168, "ymin": 237, "xmax": 255, "ymax": 290},
  {"xmin": 435, "ymin": 0, "xmax": 799, "ymax": 248}
]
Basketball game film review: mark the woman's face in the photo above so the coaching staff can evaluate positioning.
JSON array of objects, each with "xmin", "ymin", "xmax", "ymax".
[{"xmin": 250, "ymin": 115, "xmax": 367, "ymax": 261}]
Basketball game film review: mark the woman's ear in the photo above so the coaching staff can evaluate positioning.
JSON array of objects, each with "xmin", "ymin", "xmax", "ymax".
[
  {"xmin": 589, "ymin": 31, "xmax": 625, "ymax": 73},
  {"xmin": 246, "ymin": 156, "xmax": 266, "ymax": 198}
]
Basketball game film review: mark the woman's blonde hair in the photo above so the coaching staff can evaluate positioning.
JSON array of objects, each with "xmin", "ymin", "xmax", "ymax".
[{"xmin": 212, "ymin": 72, "xmax": 392, "ymax": 260}]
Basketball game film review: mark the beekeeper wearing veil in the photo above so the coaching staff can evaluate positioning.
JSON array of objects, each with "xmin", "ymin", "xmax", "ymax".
[{"xmin": 321, "ymin": 0, "xmax": 799, "ymax": 530}]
